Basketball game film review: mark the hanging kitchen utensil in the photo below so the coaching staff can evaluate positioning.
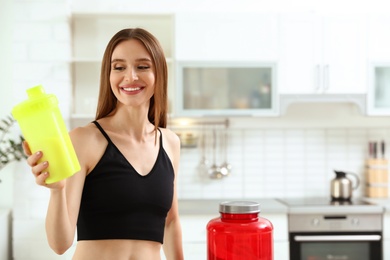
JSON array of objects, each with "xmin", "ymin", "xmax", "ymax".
[
  {"xmin": 198, "ymin": 125, "xmax": 209, "ymax": 179},
  {"xmin": 219, "ymin": 127, "xmax": 231, "ymax": 177},
  {"xmin": 209, "ymin": 128, "xmax": 223, "ymax": 179}
]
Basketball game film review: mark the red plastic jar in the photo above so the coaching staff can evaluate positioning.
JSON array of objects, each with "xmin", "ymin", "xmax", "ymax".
[{"xmin": 207, "ymin": 201, "xmax": 273, "ymax": 260}]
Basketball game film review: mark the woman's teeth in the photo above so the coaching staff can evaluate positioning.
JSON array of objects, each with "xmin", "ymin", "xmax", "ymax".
[{"xmin": 123, "ymin": 87, "xmax": 141, "ymax": 91}]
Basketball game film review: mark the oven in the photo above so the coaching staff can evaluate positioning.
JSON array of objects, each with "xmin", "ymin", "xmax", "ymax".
[
  {"xmin": 289, "ymin": 214, "xmax": 382, "ymax": 260},
  {"xmin": 278, "ymin": 198, "xmax": 384, "ymax": 260}
]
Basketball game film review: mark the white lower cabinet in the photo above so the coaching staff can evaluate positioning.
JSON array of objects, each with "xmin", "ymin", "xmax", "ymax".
[
  {"xmin": 179, "ymin": 215, "xmax": 210, "ymax": 260},
  {"xmin": 265, "ymin": 213, "xmax": 289, "ymax": 260},
  {"xmin": 385, "ymin": 241, "xmax": 390, "ymax": 260},
  {"xmin": 177, "ymin": 213, "xmax": 288, "ymax": 260},
  {"xmin": 384, "ymin": 212, "xmax": 390, "ymax": 260}
]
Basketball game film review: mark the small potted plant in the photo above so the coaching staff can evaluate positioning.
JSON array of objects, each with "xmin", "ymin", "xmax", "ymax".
[{"xmin": 0, "ymin": 115, "xmax": 26, "ymax": 183}]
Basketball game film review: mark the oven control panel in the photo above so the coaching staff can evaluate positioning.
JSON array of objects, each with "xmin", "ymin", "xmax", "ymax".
[{"xmin": 288, "ymin": 213, "xmax": 382, "ymax": 232}]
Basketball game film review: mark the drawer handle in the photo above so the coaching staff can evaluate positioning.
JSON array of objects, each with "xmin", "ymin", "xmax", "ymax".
[{"xmin": 294, "ymin": 235, "xmax": 381, "ymax": 242}]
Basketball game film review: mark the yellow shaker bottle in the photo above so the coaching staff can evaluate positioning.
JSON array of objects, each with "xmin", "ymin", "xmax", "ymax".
[{"xmin": 11, "ymin": 85, "xmax": 80, "ymax": 184}]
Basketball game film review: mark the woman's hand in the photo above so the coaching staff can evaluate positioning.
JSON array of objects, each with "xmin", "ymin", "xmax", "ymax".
[{"xmin": 22, "ymin": 141, "xmax": 65, "ymax": 189}]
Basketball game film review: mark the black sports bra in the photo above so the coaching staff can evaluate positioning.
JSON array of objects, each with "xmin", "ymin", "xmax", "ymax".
[{"xmin": 76, "ymin": 121, "xmax": 175, "ymax": 243}]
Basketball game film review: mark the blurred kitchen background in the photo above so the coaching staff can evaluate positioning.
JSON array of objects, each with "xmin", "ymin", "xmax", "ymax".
[{"xmin": 2, "ymin": 0, "xmax": 390, "ymax": 259}]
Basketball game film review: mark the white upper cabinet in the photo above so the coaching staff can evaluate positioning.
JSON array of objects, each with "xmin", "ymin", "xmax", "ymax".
[
  {"xmin": 367, "ymin": 15, "xmax": 390, "ymax": 60},
  {"xmin": 173, "ymin": 12, "xmax": 280, "ymax": 117},
  {"xmin": 175, "ymin": 61, "xmax": 278, "ymax": 117},
  {"xmin": 175, "ymin": 12, "xmax": 279, "ymax": 61},
  {"xmin": 279, "ymin": 13, "xmax": 367, "ymax": 95},
  {"xmin": 366, "ymin": 15, "xmax": 390, "ymax": 115}
]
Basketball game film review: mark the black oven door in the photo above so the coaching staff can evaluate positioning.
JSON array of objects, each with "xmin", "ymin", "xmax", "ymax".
[{"xmin": 289, "ymin": 232, "xmax": 382, "ymax": 260}]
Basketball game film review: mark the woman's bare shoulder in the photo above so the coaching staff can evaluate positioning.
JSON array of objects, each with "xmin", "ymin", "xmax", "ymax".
[
  {"xmin": 159, "ymin": 128, "xmax": 180, "ymax": 147},
  {"xmin": 70, "ymin": 122, "xmax": 101, "ymax": 142},
  {"xmin": 69, "ymin": 122, "xmax": 107, "ymax": 173},
  {"xmin": 159, "ymin": 128, "xmax": 181, "ymax": 170}
]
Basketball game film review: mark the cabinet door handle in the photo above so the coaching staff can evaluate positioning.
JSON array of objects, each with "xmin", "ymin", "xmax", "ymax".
[{"xmin": 323, "ymin": 64, "xmax": 330, "ymax": 91}]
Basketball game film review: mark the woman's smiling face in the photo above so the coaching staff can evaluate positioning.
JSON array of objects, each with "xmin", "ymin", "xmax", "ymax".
[{"xmin": 110, "ymin": 39, "xmax": 155, "ymax": 109}]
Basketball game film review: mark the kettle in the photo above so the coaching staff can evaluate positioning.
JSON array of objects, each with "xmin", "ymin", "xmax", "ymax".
[{"xmin": 330, "ymin": 170, "xmax": 360, "ymax": 201}]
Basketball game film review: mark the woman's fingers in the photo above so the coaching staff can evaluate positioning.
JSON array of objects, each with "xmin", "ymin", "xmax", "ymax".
[
  {"xmin": 35, "ymin": 171, "xmax": 49, "ymax": 186},
  {"xmin": 26, "ymin": 150, "xmax": 49, "ymax": 185},
  {"xmin": 31, "ymin": 160, "xmax": 50, "ymax": 186},
  {"xmin": 31, "ymin": 160, "xmax": 48, "ymax": 176},
  {"xmin": 22, "ymin": 141, "xmax": 32, "ymax": 156},
  {"xmin": 26, "ymin": 150, "xmax": 43, "ymax": 167},
  {"xmin": 23, "ymin": 141, "xmax": 55, "ymax": 187}
]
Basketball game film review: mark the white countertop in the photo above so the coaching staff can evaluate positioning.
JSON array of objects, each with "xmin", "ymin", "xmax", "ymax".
[
  {"xmin": 276, "ymin": 197, "xmax": 385, "ymax": 214},
  {"xmin": 364, "ymin": 198, "xmax": 390, "ymax": 212},
  {"xmin": 178, "ymin": 197, "xmax": 390, "ymax": 216},
  {"xmin": 178, "ymin": 198, "xmax": 288, "ymax": 215}
]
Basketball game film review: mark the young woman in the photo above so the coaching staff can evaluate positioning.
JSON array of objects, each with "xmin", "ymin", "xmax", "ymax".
[{"xmin": 23, "ymin": 28, "xmax": 184, "ymax": 260}]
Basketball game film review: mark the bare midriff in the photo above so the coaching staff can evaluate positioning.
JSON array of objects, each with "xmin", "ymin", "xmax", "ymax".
[{"xmin": 72, "ymin": 239, "xmax": 162, "ymax": 260}]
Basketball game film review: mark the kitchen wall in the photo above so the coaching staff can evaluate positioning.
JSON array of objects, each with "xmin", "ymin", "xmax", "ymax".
[
  {"xmin": 177, "ymin": 104, "xmax": 390, "ymax": 200},
  {"xmin": 9, "ymin": 0, "xmax": 74, "ymax": 259},
  {"xmin": 6, "ymin": 0, "xmax": 390, "ymax": 259},
  {"xmin": 0, "ymin": 0, "xmax": 15, "ymax": 209}
]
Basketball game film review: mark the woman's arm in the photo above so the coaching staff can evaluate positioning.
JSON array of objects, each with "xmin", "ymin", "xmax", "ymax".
[
  {"xmin": 163, "ymin": 197, "xmax": 184, "ymax": 260},
  {"xmin": 162, "ymin": 129, "xmax": 184, "ymax": 260},
  {"xmin": 23, "ymin": 126, "xmax": 89, "ymax": 254}
]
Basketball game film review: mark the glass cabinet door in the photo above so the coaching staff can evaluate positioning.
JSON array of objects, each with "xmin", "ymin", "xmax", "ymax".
[
  {"xmin": 368, "ymin": 63, "xmax": 390, "ymax": 115},
  {"xmin": 176, "ymin": 62, "xmax": 278, "ymax": 116}
]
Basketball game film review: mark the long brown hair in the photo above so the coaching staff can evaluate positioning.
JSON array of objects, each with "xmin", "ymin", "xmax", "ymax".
[{"xmin": 95, "ymin": 28, "xmax": 168, "ymax": 129}]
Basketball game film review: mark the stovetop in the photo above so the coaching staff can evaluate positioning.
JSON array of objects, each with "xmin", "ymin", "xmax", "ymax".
[{"xmin": 277, "ymin": 197, "xmax": 384, "ymax": 214}]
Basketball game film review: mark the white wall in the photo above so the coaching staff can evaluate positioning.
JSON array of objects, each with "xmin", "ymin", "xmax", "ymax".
[
  {"xmin": 69, "ymin": 0, "xmax": 390, "ymax": 13},
  {"xmin": 11, "ymin": 0, "xmax": 74, "ymax": 259},
  {"xmin": 0, "ymin": 0, "xmax": 15, "ymax": 210}
]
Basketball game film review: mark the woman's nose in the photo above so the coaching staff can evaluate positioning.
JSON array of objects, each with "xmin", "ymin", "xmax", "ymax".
[{"xmin": 125, "ymin": 68, "xmax": 138, "ymax": 81}]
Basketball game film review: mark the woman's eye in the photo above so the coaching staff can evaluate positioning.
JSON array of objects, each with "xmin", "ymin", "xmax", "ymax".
[
  {"xmin": 138, "ymin": 65, "xmax": 150, "ymax": 70},
  {"xmin": 113, "ymin": 66, "xmax": 125, "ymax": 71}
]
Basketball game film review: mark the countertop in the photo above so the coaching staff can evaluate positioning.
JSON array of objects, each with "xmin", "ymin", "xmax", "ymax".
[
  {"xmin": 364, "ymin": 198, "xmax": 390, "ymax": 212},
  {"xmin": 178, "ymin": 198, "xmax": 288, "ymax": 215},
  {"xmin": 178, "ymin": 197, "xmax": 390, "ymax": 216}
]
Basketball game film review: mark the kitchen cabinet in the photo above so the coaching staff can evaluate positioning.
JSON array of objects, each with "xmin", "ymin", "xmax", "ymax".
[
  {"xmin": 366, "ymin": 15, "xmax": 390, "ymax": 115},
  {"xmin": 70, "ymin": 13, "xmax": 175, "ymax": 127},
  {"xmin": 174, "ymin": 12, "xmax": 279, "ymax": 117},
  {"xmin": 367, "ymin": 63, "xmax": 390, "ymax": 115},
  {"xmin": 384, "ymin": 212, "xmax": 390, "ymax": 260},
  {"xmin": 367, "ymin": 15, "xmax": 390, "ymax": 61},
  {"xmin": 176, "ymin": 61, "xmax": 278, "ymax": 116},
  {"xmin": 278, "ymin": 13, "xmax": 367, "ymax": 95},
  {"xmin": 175, "ymin": 12, "xmax": 279, "ymax": 61},
  {"xmin": 0, "ymin": 209, "xmax": 11, "ymax": 260}
]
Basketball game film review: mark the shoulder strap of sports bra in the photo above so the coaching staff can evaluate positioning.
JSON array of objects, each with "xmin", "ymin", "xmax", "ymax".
[
  {"xmin": 93, "ymin": 121, "xmax": 163, "ymax": 146},
  {"xmin": 157, "ymin": 128, "xmax": 163, "ymax": 147},
  {"xmin": 92, "ymin": 121, "xmax": 113, "ymax": 144}
]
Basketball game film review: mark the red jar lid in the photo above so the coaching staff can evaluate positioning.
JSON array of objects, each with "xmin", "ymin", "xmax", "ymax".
[{"xmin": 219, "ymin": 201, "xmax": 260, "ymax": 214}]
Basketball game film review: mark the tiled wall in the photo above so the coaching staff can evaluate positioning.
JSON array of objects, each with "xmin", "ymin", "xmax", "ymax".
[
  {"xmin": 178, "ymin": 127, "xmax": 389, "ymax": 200},
  {"xmin": 8, "ymin": 0, "xmax": 390, "ymax": 259}
]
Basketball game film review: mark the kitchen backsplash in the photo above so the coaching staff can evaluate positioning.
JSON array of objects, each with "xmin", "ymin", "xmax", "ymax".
[{"xmin": 177, "ymin": 126, "xmax": 389, "ymax": 199}]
